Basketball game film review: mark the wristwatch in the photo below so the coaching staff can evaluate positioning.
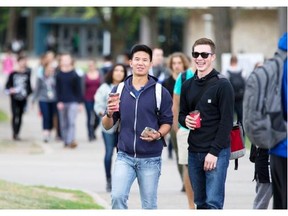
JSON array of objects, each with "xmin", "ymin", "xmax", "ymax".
[{"xmin": 157, "ymin": 131, "xmax": 162, "ymax": 140}]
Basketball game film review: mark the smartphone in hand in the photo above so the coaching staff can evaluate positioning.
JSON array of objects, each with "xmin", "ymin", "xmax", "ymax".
[{"xmin": 141, "ymin": 127, "xmax": 157, "ymax": 137}]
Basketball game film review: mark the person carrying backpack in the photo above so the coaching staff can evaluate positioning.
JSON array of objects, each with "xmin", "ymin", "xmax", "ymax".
[
  {"xmin": 249, "ymin": 144, "xmax": 273, "ymax": 209},
  {"xmin": 102, "ymin": 44, "xmax": 173, "ymax": 209},
  {"xmin": 247, "ymin": 62, "xmax": 273, "ymax": 209},
  {"xmin": 226, "ymin": 55, "xmax": 246, "ymax": 124},
  {"xmin": 269, "ymin": 32, "xmax": 287, "ymax": 209},
  {"xmin": 243, "ymin": 32, "xmax": 287, "ymax": 209}
]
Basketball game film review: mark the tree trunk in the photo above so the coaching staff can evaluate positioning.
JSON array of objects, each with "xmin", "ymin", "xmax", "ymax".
[
  {"xmin": 212, "ymin": 7, "xmax": 232, "ymax": 71},
  {"xmin": 148, "ymin": 7, "xmax": 159, "ymax": 48},
  {"xmin": 27, "ymin": 8, "xmax": 36, "ymax": 53},
  {"xmin": 6, "ymin": 8, "xmax": 18, "ymax": 46}
]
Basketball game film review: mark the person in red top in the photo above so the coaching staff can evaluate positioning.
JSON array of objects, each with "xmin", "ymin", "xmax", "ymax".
[{"xmin": 83, "ymin": 59, "xmax": 102, "ymax": 141}]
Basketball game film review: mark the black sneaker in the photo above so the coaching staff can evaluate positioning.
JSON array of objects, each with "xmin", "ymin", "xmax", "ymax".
[
  {"xmin": 13, "ymin": 134, "xmax": 21, "ymax": 141},
  {"xmin": 106, "ymin": 182, "xmax": 111, "ymax": 192},
  {"xmin": 106, "ymin": 178, "xmax": 112, "ymax": 192},
  {"xmin": 43, "ymin": 136, "xmax": 49, "ymax": 143}
]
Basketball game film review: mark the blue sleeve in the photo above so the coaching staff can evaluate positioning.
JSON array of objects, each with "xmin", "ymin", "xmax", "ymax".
[{"xmin": 282, "ymin": 59, "xmax": 287, "ymax": 120}]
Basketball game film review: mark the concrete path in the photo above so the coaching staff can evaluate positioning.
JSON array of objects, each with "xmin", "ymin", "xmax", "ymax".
[{"xmin": 0, "ymin": 70, "xmax": 267, "ymax": 210}]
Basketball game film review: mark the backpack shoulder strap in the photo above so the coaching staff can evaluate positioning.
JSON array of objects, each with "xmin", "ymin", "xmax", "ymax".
[
  {"xmin": 217, "ymin": 73, "xmax": 226, "ymax": 79},
  {"xmin": 192, "ymin": 75, "xmax": 219, "ymax": 110},
  {"xmin": 116, "ymin": 81, "xmax": 162, "ymax": 112},
  {"xmin": 155, "ymin": 82, "xmax": 162, "ymax": 112},
  {"xmin": 181, "ymin": 71, "xmax": 187, "ymax": 84},
  {"xmin": 276, "ymin": 48, "xmax": 287, "ymax": 61},
  {"xmin": 155, "ymin": 82, "xmax": 166, "ymax": 147},
  {"xmin": 116, "ymin": 81, "xmax": 125, "ymax": 97}
]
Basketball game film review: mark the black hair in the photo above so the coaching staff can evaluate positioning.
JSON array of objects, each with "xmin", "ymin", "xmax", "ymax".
[
  {"xmin": 103, "ymin": 54, "xmax": 113, "ymax": 61},
  {"xmin": 129, "ymin": 44, "xmax": 152, "ymax": 62},
  {"xmin": 17, "ymin": 54, "xmax": 27, "ymax": 62}
]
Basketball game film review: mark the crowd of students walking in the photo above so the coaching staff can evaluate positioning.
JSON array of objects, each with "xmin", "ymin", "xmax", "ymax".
[{"xmin": 1, "ymin": 33, "xmax": 286, "ymax": 210}]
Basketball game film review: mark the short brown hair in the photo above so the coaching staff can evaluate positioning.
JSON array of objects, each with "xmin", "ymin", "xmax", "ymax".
[
  {"xmin": 192, "ymin": 38, "xmax": 216, "ymax": 54},
  {"xmin": 230, "ymin": 55, "xmax": 238, "ymax": 64}
]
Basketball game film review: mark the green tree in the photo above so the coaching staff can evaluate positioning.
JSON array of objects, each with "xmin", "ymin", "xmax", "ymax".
[
  {"xmin": 0, "ymin": 7, "xmax": 9, "ymax": 51},
  {"xmin": 92, "ymin": 7, "xmax": 145, "ymax": 59},
  {"xmin": 5, "ymin": 8, "xmax": 20, "ymax": 48}
]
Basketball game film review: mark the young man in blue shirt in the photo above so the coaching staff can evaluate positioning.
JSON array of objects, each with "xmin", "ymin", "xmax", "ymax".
[{"xmin": 102, "ymin": 44, "xmax": 173, "ymax": 209}]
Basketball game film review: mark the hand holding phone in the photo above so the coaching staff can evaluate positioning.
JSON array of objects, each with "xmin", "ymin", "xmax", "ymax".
[{"xmin": 141, "ymin": 127, "xmax": 157, "ymax": 137}]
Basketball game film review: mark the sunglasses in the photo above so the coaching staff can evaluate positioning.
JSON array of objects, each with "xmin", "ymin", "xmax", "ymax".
[{"xmin": 192, "ymin": 52, "xmax": 213, "ymax": 59}]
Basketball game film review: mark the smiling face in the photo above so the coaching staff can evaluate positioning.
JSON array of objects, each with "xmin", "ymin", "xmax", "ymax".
[
  {"xmin": 130, "ymin": 51, "xmax": 152, "ymax": 77},
  {"xmin": 192, "ymin": 44, "xmax": 216, "ymax": 77}
]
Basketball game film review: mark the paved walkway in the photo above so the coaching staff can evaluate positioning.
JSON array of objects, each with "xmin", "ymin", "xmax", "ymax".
[{"xmin": 0, "ymin": 70, "xmax": 268, "ymax": 210}]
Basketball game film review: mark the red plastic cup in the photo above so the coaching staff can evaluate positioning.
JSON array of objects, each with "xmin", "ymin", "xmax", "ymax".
[
  {"xmin": 189, "ymin": 110, "xmax": 201, "ymax": 128},
  {"xmin": 109, "ymin": 93, "xmax": 120, "ymax": 112}
]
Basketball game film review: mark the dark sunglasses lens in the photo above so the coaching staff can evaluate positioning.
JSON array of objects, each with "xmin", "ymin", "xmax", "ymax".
[
  {"xmin": 192, "ymin": 52, "xmax": 199, "ymax": 58},
  {"xmin": 192, "ymin": 52, "xmax": 210, "ymax": 59},
  {"xmin": 201, "ymin": 53, "xmax": 209, "ymax": 58}
]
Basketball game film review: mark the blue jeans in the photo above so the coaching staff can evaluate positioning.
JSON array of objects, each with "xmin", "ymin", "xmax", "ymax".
[
  {"xmin": 111, "ymin": 151, "xmax": 161, "ymax": 209},
  {"xmin": 188, "ymin": 147, "xmax": 230, "ymax": 209},
  {"xmin": 39, "ymin": 101, "xmax": 57, "ymax": 130},
  {"xmin": 84, "ymin": 100, "xmax": 99, "ymax": 139},
  {"xmin": 58, "ymin": 102, "xmax": 78, "ymax": 145},
  {"xmin": 102, "ymin": 131, "xmax": 117, "ymax": 180}
]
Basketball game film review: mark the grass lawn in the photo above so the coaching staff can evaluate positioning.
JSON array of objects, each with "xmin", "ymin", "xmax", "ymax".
[
  {"xmin": 0, "ymin": 179, "xmax": 104, "ymax": 209},
  {"xmin": 0, "ymin": 109, "xmax": 8, "ymax": 122},
  {"xmin": 0, "ymin": 108, "xmax": 105, "ymax": 209}
]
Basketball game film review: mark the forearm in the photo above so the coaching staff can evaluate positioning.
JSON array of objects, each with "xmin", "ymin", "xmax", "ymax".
[
  {"xmin": 158, "ymin": 123, "xmax": 172, "ymax": 138},
  {"xmin": 172, "ymin": 94, "xmax": 180, "ymax": 131},
  {"xmin": 102, "ymin": 113, "xmax": 114, "ymax": 130}
]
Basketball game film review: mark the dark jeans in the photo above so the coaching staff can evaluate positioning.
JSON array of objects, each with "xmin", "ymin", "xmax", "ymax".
[
  {"xmin": 188, "ymin": 147, "xmax": 230, "ymax": 209},
  {"xmin": 39, "ymin": 101, "xmax": 57, "ymax": 130},
  {"xmin": 84, "ymin": 100, "xmax": 99, "ymax": 139},
  {"xmin": 234, "ymin": 100, "xmax": 243, "ymax": 124},
  {"xmin": 10, "ymin": 98, "xmax": 26, "ymax": 136},
  {"xmin": 270, "ymin": 154, "xmax": 287, "ymax": 209},
  {"xmin": 102, "ymin": 131, "xmax": 118, "ymax": 180}
]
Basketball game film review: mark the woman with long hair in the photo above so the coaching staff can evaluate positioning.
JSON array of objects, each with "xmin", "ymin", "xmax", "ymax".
[{"xmin": 94, "ymin": 63, "xmax": 127, "ymax": 192}]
